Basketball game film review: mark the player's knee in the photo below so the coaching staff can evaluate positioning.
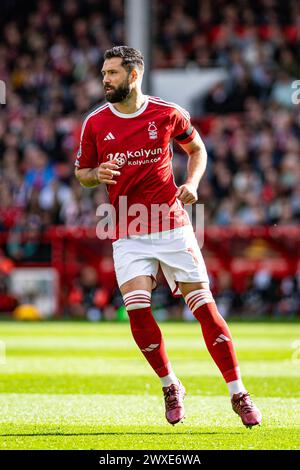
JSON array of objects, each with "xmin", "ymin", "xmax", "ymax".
[
  {"xmin": 184, "ymin": 288, "xmax": 215, "ymax": 314},
  {"xmin": 123, "ymin": 290, "xmax": 151, "ymax": 311}
]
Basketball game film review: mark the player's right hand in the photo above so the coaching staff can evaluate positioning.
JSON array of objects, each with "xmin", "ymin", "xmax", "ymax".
[{"xmin": 96, "ymin": 159, "xmax": 121, "ymax": 185}]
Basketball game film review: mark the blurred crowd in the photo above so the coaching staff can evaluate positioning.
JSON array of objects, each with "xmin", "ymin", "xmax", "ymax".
[
  {"xmin": 154, "ymin": 0, "xmax": 300, "ymax": 226},
  {"xmin": 0, "ymin": 0, "xmax": 123, "ymax": 237},
  {"xmin": 64, "ymin": 265, "xmax": 300, "ymax": 320},
  {"xmin": 0, "ymin": 0, "xmax": 299, "ymax": 318}
]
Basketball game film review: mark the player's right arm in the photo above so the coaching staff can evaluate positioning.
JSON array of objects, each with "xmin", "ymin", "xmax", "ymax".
[
  {"xmin": 74, "ymin": 114, "xmax": 120, "ymax": 188},
  {"xmin": 75, "ymin": 162, "xmax": 120, "ymax": 188}
]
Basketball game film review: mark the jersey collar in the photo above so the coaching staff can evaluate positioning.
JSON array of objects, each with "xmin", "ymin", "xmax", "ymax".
[{"xmin": 108, "ymin": 96, "xmax": 149, "ymax": 119}]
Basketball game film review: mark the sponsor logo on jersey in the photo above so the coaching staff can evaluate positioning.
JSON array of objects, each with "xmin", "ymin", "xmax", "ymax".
[{"xmin": 106, "ymin": 147, "xmax": 162, "ymax": 167}]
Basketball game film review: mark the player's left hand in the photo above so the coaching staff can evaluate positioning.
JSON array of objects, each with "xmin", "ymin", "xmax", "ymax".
[{"xmin": 175, "ymin": 183, "xmax": 198, "ymax": 204}]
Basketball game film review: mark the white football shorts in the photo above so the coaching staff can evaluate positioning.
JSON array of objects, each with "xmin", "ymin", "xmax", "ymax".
[{"xmin": 112, "ymin": 224, "xmax": 209, "ymax": 296}]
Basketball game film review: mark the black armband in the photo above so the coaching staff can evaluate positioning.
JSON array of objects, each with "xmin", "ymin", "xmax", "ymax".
[{"xmin": 174, "ymin": 125, "xmax": 194, "ymax": 141}]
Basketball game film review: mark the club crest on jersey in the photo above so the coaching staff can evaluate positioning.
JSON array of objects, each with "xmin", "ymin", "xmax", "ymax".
[
  {"xmin": 107, "ymin": 152, "xmax": 127, "ymax": 168},
  {"xmin": 148, "ymin": 121, "xmax": 158, "ymax": 140}
]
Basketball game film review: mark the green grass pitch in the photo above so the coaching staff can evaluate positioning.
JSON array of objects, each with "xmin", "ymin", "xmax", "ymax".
[{"xmin": 0, "ymin": 321, "xmax": 299, "ymax": 450}]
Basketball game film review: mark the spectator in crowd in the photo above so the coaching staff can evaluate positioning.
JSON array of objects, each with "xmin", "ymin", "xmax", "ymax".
[
  {"xmin": 0, "ymin": 250, "xmax": 18, "ymax": 313},
  {"xmin": 68, "ymin": 265, "xmax": 110, "ymax": 320}
]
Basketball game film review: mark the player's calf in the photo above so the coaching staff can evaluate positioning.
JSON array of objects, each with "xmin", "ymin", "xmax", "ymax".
[
  {"xmin": 124, "ymin": 289, "xmax": 183, "ymax": 424},
  {"xmin": 124, "ymin": 290, "xmax": 174, "ymax": 378},
  {"xmin": 184, "ymin": 287, "xmax": 262, "ymax": 427},
  {"xmin": 185, "ymin": 289, "xmax": 242, "ymax": 388}
]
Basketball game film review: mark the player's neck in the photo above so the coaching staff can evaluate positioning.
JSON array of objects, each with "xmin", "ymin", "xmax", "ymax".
[{"xmin": 111, "ymin": 91, "xmax": 146, "ymax": 115}]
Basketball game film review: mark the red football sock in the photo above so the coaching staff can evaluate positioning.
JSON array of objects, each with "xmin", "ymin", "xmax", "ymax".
[
  {"xmin": 185, "ymin": 289, "xmax": 240, "ymax": 383},
  {"xmin": 124, "ymin": 291, "xmax": 171, "ymax": 378}
]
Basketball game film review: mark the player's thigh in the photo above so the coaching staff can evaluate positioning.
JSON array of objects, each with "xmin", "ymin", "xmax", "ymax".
[
  {"xmin": 178, "ymin": 281, "xmax": 210, "ymax": 298},
  {"xmin": 113, "ymin": 237, "xmax": 158, "ymax": 295},
  {"xmin": 120, "ymin": 275, "xmax": 153, "ymax": 296},
  {"xmin": 158, "ymin": 225, "xmax": 210, "ymax": 296}
]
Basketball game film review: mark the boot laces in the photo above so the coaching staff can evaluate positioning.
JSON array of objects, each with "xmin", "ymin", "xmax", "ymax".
[
  {"xmin": 164, "ymin": 385, "xmax": 181, "ymax": 410},
  {"xmin": 235, "ymin": 393, "xmax": 254, "ymax": 414}
]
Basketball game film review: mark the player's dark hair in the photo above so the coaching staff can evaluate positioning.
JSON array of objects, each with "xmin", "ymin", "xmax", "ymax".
[{"xmin": 104, "ymin": 46, "xmax": 144, "ymax": 73}]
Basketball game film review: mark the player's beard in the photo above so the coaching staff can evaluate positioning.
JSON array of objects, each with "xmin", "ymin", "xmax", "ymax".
[{"xmin": 104, "ymin": 77, "xmax": 131, "ymax": 103}]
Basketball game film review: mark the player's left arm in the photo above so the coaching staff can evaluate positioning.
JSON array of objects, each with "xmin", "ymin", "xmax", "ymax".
[{"xmin": 175, "ymin": 130, "xmax": 207, "ymax": 204}]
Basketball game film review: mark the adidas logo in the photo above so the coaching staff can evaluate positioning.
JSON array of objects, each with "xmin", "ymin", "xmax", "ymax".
[
  {"xmin": 104, "ymin": 132, "xmax": 115, "ymax": 140},
  {"xmin": 213, "ymin": 334, "xmax": 231, "ymax": 346},
  {"xmin": 141, "ymin": 343, "xmax": 159, "ymax": 352}
]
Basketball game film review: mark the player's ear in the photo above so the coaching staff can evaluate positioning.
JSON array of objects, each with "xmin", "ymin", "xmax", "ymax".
[{"xmin": 129, "ymin": 68, "xmax": 138, "ymax": 83}]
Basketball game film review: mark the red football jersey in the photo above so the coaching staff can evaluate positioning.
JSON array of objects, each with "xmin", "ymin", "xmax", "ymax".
[{"xmin": 75, "ymin": 96, "xmax": 196, "ymax": 239}]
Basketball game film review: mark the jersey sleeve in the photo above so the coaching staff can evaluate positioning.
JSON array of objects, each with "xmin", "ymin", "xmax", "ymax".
[
  {"xmin": 171, "ymin": 106, "xmax": 196, "ymax": 144},
  {"xmin": 75, "ymin": 117, "xmax": 98, "ymax": 169}
]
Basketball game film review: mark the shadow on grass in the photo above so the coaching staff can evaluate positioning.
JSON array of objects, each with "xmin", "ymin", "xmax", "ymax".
[{"xmin": 0, "ymin": 431, "xmax": 244, "ymax": 437}]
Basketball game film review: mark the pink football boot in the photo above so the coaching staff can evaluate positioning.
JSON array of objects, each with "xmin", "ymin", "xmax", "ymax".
[
  {"xmin": 162, "ymin": 381, "xmax": 186, "ymax": 425},
  {"xmin": 231, "ymin": 392, "xmax": 262, "ymax": 428}
]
